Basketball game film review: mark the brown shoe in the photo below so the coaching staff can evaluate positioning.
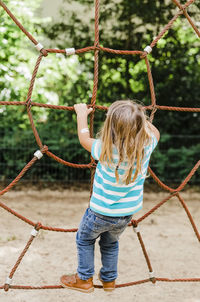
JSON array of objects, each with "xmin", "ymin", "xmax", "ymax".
[
  {"xmin": 98, "ymin": 273, "xmax": 115, "ymax": 291},
  {"xmin": 60, "ymin": 273, "xmax": 94, "ymax": 293}
]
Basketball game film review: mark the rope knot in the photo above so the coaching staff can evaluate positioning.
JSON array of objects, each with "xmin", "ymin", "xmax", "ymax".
[
  {"xmin": 41, "ymin": 145, "xmax": 48, "ymax": 154},
  {"xmin": 35, "ymin": 43, "xmax": 48, "ymax": 57},
  {"xmin": 95, "ymin": 44, "xmax": 101, "ymax": 51},
  {"xmin": 4, "ymin": 277, "xmax": 12, "ymax": 292},
  {"xmin": 140, "ymin": 51, "xmax": 148, "ymax": 59},
  {"xmin": 131, "ymin": 220, "xmax": 140, "ymax": 233},
  {"xmin": 90, "ymin": 160, "xmax": 97, "ymax": 169},
  {"xmin": 40, "ymin": 49, "xmax": 48, "ymax": 57},
  {"xmin": 140, "ymin": 45, "xmax": 152, "ymax": 59},
  {"xmin": 94, "ymin": 41, "xmax": 100, "ymax": 48},
  {"xmin": 149, "ymin": 106, "xmax": 158, "ymax": 123},
  {"xmin": 34, "ymin": 222, "xmax": 42, "ymax": 231},
  {"xmin": 25, "ymin": 98, "xmax": 32, "ymax": 111},
  {"xmin": 131, "ymin": 220, "xmax": 138, "ymax": 228},
  {"xmin": 149, "ymin": 271, "xmax": 156, "ymax": 284}
]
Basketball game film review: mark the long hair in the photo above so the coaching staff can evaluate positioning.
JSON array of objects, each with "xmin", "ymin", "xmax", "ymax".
[{"xmin": 99, "ymin": 100, "xmax": 151, "ymax": 185}]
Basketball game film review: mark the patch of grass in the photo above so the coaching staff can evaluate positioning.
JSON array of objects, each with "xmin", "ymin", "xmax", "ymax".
[{"xmin": 7, "ymin": 235, "xmax": 17, "ymax": 241}]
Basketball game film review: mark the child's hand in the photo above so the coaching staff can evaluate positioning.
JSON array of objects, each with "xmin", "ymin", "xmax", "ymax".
[{"xmin": 74, "ymin": 103, "xmax": 93, "ymax": 116}]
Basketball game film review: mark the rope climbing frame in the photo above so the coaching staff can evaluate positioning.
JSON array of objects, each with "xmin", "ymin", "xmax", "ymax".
[{"xmin": 0, "ymin": 0, "xmax": 200, "ymax": 291}]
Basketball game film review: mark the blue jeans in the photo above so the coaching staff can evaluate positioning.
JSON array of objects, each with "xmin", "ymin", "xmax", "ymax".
[{"xmin": 76, "ymin": 208, "xmax": 132, "ymax": 281}]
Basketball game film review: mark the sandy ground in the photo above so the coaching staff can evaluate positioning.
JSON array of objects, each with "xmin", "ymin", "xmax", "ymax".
[{"xmin": 0, "ymin": 188, "xmax": 199, "ymax": 302}]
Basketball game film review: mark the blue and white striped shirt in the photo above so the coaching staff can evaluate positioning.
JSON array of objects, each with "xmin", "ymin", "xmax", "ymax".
[{"xmin": 90, "ymin": 134, "xmax": 158, "ymax": 217}]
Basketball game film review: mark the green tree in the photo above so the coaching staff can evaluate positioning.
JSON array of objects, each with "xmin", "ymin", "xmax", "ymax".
[{"xmin": 0, "ymin": 0, "xmax": 91, "ymax": 181}]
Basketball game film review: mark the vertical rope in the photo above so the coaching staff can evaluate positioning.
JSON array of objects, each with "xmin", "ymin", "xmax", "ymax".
[
  {"xmin": 132, "ymin": 222, "xmax": 156, "ymax": 284},
  {"xmin": 176, "ymin": 193, "xmax": 200, "ymax": 241},
  {"xmin": 91, "ymin": 0, "xmax": 100, "ymax": 107},
  {"xmin": 26, "ymin": 54, "xmax": 44, "ymax": 149},
  {"xmin": 89, "ymin": 0, "xmax": 100, "ymax": 199},
  {"xmin": 144, "ymin": 56, "xmax": 157, "ymax": 122}
]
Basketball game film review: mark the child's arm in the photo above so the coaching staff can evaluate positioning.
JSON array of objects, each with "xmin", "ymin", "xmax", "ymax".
[
  {"xmin": 146, "ymin": 120, "xmax": 160, "ymax": 142},
  {"xmin": 74, "ymin": 103, "xmax": 95, "ymax": 152}
]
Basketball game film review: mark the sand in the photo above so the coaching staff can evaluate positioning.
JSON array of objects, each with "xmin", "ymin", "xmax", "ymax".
[{"xmin": 0, "ymin": 188, "xmax": 200, "ymax": 302}]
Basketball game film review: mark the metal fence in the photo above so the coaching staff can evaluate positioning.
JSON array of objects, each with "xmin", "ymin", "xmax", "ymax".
[
  {"xmin": 0, "ymin": 129, "xmax": 90, "ymax": 184},
  {"xmin": 0, "ymin": 130, "xmax": 199, "ymax": 185}
]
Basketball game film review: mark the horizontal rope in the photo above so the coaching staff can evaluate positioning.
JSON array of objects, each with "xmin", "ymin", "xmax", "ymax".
[
  {"xmin": 0, "ymin": 101, "xmax": 199, "ymax": 112},
  {"xmin": 3, "ymin": 277, "xmax": 200, "ymax": 290}
]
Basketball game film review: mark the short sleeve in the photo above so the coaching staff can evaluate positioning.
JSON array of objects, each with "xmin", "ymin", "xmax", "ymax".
[
  {"xmin": 144, "ymin": 132, "xmax": 158, "ymax": 158},
  {"xmin": 91, "ymin": 139, "xmax": 102, "ymax": 160},
  {"xmin": 151, "ymin": 133, "xmax": 158, "ymax": 152}
]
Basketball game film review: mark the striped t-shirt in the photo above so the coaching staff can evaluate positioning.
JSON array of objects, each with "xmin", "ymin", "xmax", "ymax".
[{"xmin": 90, "ymin": 133, "xmax": 158, "ymax": 217}]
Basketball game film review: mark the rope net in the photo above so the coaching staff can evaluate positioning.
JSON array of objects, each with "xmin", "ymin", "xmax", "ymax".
[{"xmin": 0, "ymin": 0, "xmax": 200, "ymax": 291}]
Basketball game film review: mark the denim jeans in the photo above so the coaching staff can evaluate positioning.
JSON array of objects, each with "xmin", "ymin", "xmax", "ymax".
[{"xmin": 76, "ymin": 208, "xmax": 132, "ymax": 281}]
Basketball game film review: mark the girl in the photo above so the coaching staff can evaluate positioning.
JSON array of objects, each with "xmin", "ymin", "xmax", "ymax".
[{"xmin": 60, "ymin": 100, "xmax": 160, "ymax": 293}]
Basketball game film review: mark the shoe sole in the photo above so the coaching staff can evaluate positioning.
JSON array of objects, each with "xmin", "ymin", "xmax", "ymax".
[
  {"xmin": 60, "ymin": 281, "xmax": 94, "ymax": 293},
  {"xmin": 102, "ymin": 288, "xmax": 115, "ymax": 292}
]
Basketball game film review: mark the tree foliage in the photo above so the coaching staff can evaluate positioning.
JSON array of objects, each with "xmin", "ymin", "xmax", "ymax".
[{"xmin": 44, "ymin": 0, "xmax": 200, "ymax": 184}]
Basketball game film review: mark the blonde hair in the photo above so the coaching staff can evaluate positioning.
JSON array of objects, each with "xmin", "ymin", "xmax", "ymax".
[{"xmin": 99, "ymin": 100, "xmax": 151, "ymax": 185}]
